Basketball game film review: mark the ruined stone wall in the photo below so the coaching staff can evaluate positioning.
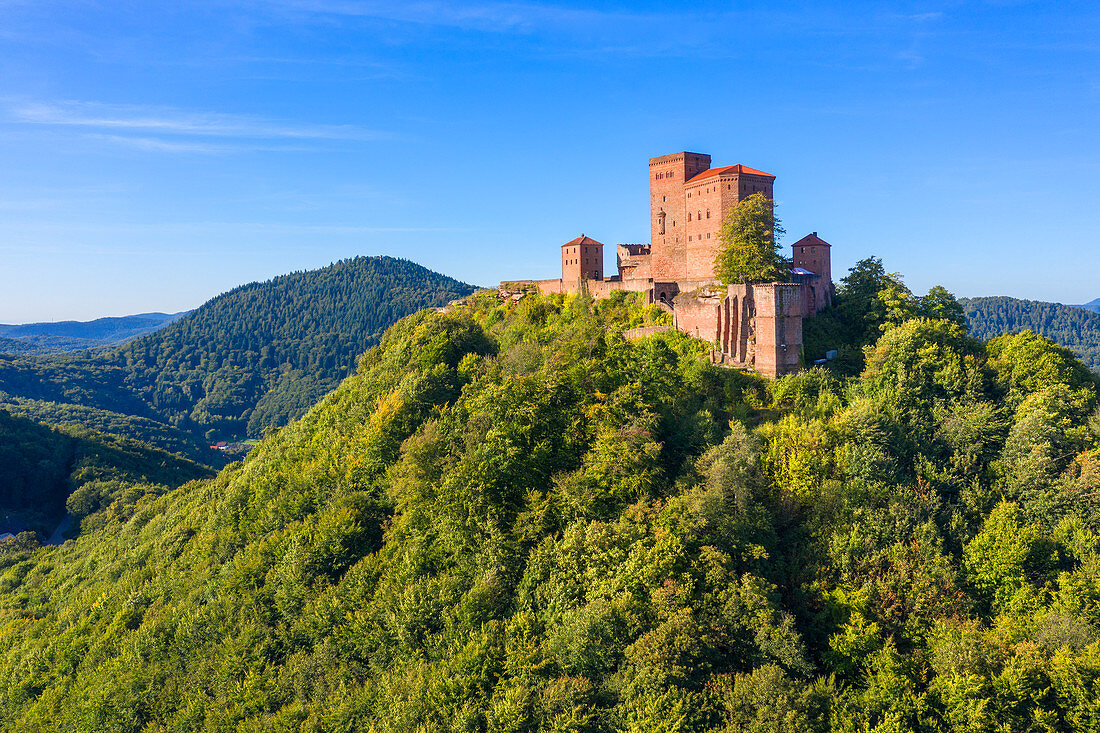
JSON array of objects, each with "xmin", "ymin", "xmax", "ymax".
[
  {"xmin": 673, "ymin": 287, "xmax": 726, "ymax": 345},
  {"xmin": 672, "ymin": 281, "xmax": 801, "ymax": 377},
  {"xmin": 752, "ymin": 283, "xmax": 803, "ymax": 379},
  {"xmin": 617, "ymin": 243, "xmax": 652, "ymax": 282}
]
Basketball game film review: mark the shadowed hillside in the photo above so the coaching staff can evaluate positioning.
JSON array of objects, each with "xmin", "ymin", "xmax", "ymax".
[{"xmin": 0, "ymin": 408, "xmax": 212, "ymax": 538}]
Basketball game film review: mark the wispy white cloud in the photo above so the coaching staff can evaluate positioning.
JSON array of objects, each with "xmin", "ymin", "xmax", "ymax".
[
  {"xmin": 257, "ymin": 0, "xmax": 640, "ymax": 33},
  {"xmin": 87, "ymin": 133, "xmax": 338, "ymax": 154},
  {"xmin": 10, "ymin": 100, "xmax": 387, "ymax": 141}
]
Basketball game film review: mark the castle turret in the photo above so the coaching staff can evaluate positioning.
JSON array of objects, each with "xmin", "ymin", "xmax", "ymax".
[
  {"xmin": 791, "ymin": 232, "xmax": 833, "ymax": 315},
  {"xmin": 561, "ymin": 235, "xmax": 604, "ymax": 293}
]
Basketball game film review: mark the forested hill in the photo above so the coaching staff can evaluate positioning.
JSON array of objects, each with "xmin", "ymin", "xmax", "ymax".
[
  {"xmin": 961, "ymin": 295, "xmax": 1100, "ymax": 372},
  {"xmin": 0, "ymin": 256, "xmax": 477, "ymax": 447},
  {"xmin": 4, "ymin": 288, "xmax": 1100, "ymax": 729}
]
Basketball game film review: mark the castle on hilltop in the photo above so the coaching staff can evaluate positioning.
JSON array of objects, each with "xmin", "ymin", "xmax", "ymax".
[{"xmin": 501, "ymin": 151, "xmax": 834, "ymax": 378}]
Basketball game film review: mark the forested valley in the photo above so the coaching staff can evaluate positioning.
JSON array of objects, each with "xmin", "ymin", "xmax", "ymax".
[
  {"xmin": 3, "ymin": 263, "xmax": 1100, "ymax": 731},
  {"xmin": 0, "ymin": 256, "xmax": 474, "ymax": 541},
  {"xmin": 0, "ymin": 409, "xmax": 211, "ymax": 538}
]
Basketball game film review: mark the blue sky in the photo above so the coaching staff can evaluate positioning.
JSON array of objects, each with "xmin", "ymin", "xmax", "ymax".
[{"xmin": 1, "ymin": 0, "xmax": 1098, "ymax": 322}]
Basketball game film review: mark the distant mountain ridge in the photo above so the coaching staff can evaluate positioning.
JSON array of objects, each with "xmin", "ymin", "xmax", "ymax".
[
  {"xmin": 961, "ymin": 295, "xmax": 1100, "ymax": 372},
  {"xmin": 0, "ymin": 312, "xmax": 188, "ymax": 354},
  {"xmin": 1072, "ymin": 298, "xmax": 1100, "ymax": 313}
]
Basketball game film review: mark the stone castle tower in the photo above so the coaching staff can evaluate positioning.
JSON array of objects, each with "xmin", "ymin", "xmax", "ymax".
[
  {"xmin": 561, "ymin": 235, "xmax": 604, "ymax": 292},
  {"xmin": 649, "ymin": 152, "xmax": 775, "ymax": 282}
]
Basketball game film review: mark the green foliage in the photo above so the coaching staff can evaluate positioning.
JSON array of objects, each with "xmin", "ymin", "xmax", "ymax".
[
  {"xmin": 802, "ymin": 257, "xmax": 967, "ymax": 372},
  {"xmin": 714, "ymin": 193, "xmax": 788, "ymax": 285},
  {"xmin": 986, "ymin": 330, "xmax": 1098, "ymax": 410},
  {"xmin": 0, "ymin": 287, "xmax": 1098, "ymax": 730}
]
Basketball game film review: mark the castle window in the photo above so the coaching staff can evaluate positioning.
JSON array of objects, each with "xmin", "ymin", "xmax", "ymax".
[
  {"xmin": 688, "ymin": 213, "xmax": 692, "ymax": 221},
  {"xmin": 688, "ymin": 236, "xmax": 692, "ymax": 241},
  {"xmin": 706, "ymin": 210, "xmax": 710, "ymax": 218},
  {"xmin": 707, "ymin": 233, "xmax": 711, "ymax": 239}
]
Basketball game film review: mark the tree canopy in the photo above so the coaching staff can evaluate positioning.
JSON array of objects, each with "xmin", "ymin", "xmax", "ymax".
[{"xmin": 714, "ymin": 192, "xmax": 788, "ymax": 285}]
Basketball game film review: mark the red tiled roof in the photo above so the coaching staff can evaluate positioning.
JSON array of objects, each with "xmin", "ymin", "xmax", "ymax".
[
  {"xmin": 687, "ymin": 164, "xmax": 775, "ymax": 183},
  {"xmin": 792, "ymin": 232, "xmax": 831, "ymax": 247},
  {"xmin": 562, "ymin": 235, "xmax": 604, "ymax": 247}
]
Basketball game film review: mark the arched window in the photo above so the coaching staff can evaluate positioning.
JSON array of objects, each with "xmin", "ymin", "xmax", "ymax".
[
  {"xmin": 706, "ymin": 210, "xmax": 710, "ymax": 219},
  {"xmin": 688, "ymin": 212, "xmax": 692, "ymax": 222}
]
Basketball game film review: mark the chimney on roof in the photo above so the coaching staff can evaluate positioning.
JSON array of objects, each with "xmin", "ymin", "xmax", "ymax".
[{"xmin": 812, "ymin": 231, "xmax": 817, "ymax": 236}]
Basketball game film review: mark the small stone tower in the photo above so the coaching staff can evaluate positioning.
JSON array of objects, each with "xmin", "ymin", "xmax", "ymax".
[
  {"xmin": 791, "ymin": 232, "xmax": 834, "ymax": 315},
  {"xmin": 561, "ymin": 235, "xmax": 604, "ymax": 293}
]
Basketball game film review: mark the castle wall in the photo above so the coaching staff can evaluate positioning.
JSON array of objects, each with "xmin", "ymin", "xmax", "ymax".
[
  {"xmin": 617, "ymin": 243, "xmax": 652, "ymax": 282},
  {"xmin": 585, "ymin": 278, "xmax": 652, "ymax": 301},
  {"xmin": 683, "ymin": 181, "xmax": 724, "ymax": 280},
  {"xmin": 534, "ymin": 279, "xmax": 563, "ymax": 295},
  {"xmin": 674, "ymin": 287, "xmax": 726, "ymax": 345},
  {"xmin": 650, "ymin": 154, "xmax": 776, "ymax": 283}
]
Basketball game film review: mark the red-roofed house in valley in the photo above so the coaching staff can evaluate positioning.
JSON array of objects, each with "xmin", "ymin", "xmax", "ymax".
[{"xmin": 499, "ymin": 151, "xmax": 835, "ymax": 378}]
